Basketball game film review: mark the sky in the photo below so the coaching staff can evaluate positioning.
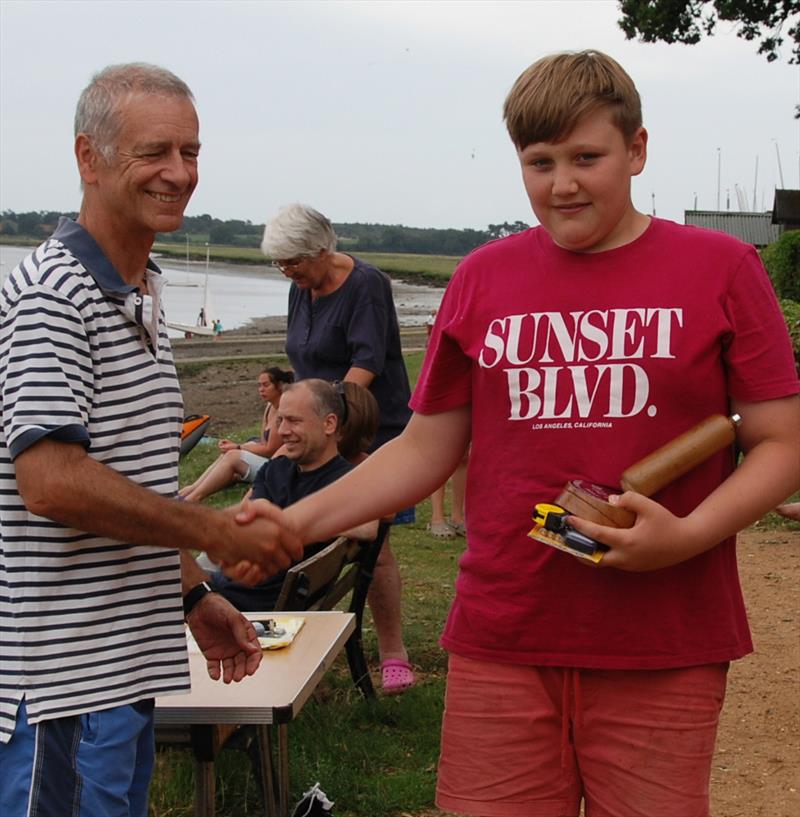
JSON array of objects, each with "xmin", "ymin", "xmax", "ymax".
[{"xmin": 1, "ymin": 0, "xmax": 798, "ymax": 231}]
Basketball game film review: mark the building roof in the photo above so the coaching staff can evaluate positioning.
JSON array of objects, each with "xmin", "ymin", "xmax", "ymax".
[
  {"xmin": 684, "ymin": 210, "xmax": 780, "ymax": 247},
  {"xmin": 772, "ymin": 189, "xmax": 800, "ymax": 225}
]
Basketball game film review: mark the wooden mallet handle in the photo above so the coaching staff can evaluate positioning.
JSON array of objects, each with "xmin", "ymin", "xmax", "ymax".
[{"xmin": 619, "ymin": 414, "xmax": 740, "ymax": 497}]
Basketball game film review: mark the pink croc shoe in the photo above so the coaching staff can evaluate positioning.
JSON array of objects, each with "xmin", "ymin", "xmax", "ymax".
[{"xmin": 380, "ymin": 658, "xmax": 415, "ymax": 695}]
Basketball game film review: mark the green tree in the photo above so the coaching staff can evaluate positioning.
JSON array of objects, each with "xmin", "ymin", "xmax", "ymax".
[
  {"xmin": 209, "ymin": 222, "xmax": 237, "ymax": 245},
  {"xmin": 618, "ymin": 0, "xmax": 800, "ymax": 63},
  {"xmin": 762, "ymin": 229, "xmax": 800, "ymax": 301},
  {"xmin": 487, "ymin": 221, "xmax": 530, "ymax": 239}
]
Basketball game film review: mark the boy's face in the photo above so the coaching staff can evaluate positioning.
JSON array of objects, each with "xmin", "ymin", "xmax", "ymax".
[{"xmin": 517, "ymin": 108, "xmax": 647, "ymax": 253}]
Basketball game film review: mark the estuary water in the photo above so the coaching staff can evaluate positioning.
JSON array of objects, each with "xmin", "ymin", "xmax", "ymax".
[
  {"xmin": 0, "ymin": 244, "xmax": 291, "ymax": 337},
  {"xmin": 1, "ymin": 244, "xmax": 443, "ymax": 337}
]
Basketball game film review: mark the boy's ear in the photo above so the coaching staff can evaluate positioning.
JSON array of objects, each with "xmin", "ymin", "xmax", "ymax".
[{"xmin": 628, "ymin": 127, "xmax": 648, "ymax": 177}]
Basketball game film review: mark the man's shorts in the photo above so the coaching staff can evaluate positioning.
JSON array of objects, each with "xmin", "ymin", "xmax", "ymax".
[
  {"xmin": 0, "ymin": 697, "xmax": 155, "ymax": 817},
  {"xmin": 436, "ymin": 654, "xmax": 728, "ymax": 817}
]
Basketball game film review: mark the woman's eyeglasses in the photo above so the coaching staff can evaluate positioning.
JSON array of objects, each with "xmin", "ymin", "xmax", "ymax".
[{"xmin": 270, "ymin": 257, "xmax": 307, "ymax": 272}]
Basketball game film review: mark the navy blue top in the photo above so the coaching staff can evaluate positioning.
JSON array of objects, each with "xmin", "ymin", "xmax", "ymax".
[
  {"xmin": 285, "ymin": 256, "xmax": 411, "ymax": 448},
  {"xmin": 211, "ymin": 454, "xmax": 353, "ymax": 611}
]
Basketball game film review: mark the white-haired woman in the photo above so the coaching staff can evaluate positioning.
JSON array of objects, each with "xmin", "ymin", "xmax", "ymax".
[{"xmin": 262, "ymin": 203, "xmax": 415, "ymax": 694}]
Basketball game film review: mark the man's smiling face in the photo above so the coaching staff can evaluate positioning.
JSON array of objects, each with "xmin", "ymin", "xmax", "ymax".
[
  {"xmin": 276, "ymin": 384, "xmax": 339, "ymax": 471},
  {"xmin": 90, "ymin": 91, "xmax": 200, "ymax": 239}
]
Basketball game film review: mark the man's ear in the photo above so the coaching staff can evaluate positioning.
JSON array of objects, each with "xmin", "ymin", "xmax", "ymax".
[
  {"xmin": 323, "ymin": 413, "xmax": 339, "ymax": 437},
  {"xmin": 75, "ymin": 133, "xmax": 101, "ymax": 184}
]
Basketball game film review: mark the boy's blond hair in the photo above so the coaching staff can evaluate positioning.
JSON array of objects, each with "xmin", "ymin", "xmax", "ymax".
[{"xmin": 503, "ymin": 50, "xmax": 642, "ymax": 149}]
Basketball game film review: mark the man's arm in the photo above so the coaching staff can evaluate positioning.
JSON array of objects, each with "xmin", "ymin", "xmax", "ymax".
[
  {"xmin": 15, "ymin": 437, "xmax": 303, "ymax": 571},
  {"xmin": 569, "ymin": 395, "xmax": 800, "ymax": 571}
]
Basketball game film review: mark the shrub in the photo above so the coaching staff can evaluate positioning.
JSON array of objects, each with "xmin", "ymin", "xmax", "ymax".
[
  {"xmin": 779, "ymin": 298, "xmax": 800, "ymax": 374},
  {"xmin": 762, "ymin": 230, "xmax": 800, "ymax": 301}
]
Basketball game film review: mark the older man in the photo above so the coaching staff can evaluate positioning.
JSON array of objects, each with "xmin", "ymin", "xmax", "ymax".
[
  {"xmin": 0, "ymin": 64, "xmax": 300, "ymax": 817},
  {"xmin": 209, "ymin": 379, "xmax": 378, "ymax": 610}
]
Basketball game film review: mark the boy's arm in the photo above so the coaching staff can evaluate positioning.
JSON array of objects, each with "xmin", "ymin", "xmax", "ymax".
[
  {"xmin": 240, "ymin": 407, "xmax": 471, "ymax": 548},
  {"xmin": 570, "ymin": 395, "xmax": 800, "ymax": 571}
]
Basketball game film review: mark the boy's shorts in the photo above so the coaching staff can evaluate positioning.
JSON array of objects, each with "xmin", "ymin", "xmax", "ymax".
[
  {"xmin": 0, "ymin": 697, "xmax": 155, "ymax": 817},
  {"xmin": 436, "ymin": 654, "xmax": 728, "ymax": 817}
]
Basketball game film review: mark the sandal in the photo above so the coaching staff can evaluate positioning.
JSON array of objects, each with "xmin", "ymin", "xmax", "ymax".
[
  {"xmin": 449, "ymin": 520, "xmax": 467, "ymax": 537},
  {"xmin": 426, "ymin": 521, "xmax": 456, "ymax": 539},
  {"xmin": 381, "ymin": 658, "xmax": 415, "ymax": 695}
]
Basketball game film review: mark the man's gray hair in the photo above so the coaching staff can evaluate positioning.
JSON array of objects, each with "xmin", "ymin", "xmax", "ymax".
[
  {"xmin": 261, "ymin": 203, "xmax": 337, "ymax": 260},
  {"xmin": 75, "ymin": 63, "xmax": 194, "ymax": 162},
  {"xmin": 285, "ymin": 379, "xmax": 345, "ymax": 428}
]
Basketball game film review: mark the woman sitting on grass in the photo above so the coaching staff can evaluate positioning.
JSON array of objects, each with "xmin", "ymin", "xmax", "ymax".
[{"xmin": 179, "ymin": 365, "xmax": 293, "ymax": 502}]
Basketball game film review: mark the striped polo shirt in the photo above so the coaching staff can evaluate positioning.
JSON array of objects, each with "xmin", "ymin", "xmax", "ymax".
[{"xmin": 0, "ymin": 218, "xmax": 190, "ymax": 743}]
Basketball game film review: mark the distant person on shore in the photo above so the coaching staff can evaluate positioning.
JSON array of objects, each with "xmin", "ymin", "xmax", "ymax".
[
  {"xmin": 180, "ymin": 365, "xmax": 293, "ymax": 502},
  {"xmin": 425, "ymin": 307, "xmax": 438, "ymax": 345},
  {"xmin": 262, "ymin": 203, "xmax": 415, "ymax": 694},
  {"xmin": 0, "ymin": 62, "xmax": 300, "ymax": 817}
]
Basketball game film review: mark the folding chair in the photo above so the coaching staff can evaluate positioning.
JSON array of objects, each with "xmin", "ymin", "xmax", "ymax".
[{"xmin": 274, "ymin": 519, "xmax": 390, "ymax": 698}]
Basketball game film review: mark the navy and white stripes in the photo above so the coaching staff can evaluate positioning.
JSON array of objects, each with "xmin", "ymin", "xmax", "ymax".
[{"xmin": 0, "ymin": 220, "xmax": 190, "ymax": 743}]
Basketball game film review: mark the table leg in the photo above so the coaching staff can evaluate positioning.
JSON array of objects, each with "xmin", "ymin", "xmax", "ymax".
[
  {"xmin": 256, "ymin": 724, "xmax": 278, "ymax": 817},
  {"xmin": 195, "ymin": 760, "xmax": 215, "ymax": 817},
  {"xmin": 277, "ymin": 723, "xmax": 290, "ymax": 817}
]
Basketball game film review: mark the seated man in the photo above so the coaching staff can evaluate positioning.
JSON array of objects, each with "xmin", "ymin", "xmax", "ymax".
[{"xmin": 208, "ymin": 378, "xmax": 378, "ymax": 610}]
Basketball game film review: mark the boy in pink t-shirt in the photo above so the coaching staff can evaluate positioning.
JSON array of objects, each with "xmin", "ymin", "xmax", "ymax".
[{"xmin": 239, "ymin": 51, "xmax": 800, "ymax": 816}]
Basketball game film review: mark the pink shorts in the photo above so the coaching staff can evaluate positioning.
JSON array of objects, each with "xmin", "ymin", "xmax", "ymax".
[{"xmin": 436, "ymin": 654, "xmax": 728, "ymax": 817}]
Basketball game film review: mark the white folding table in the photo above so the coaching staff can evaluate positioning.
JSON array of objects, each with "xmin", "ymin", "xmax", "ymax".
[{"xmin": 155, "ymin": 610, "xmax": 355, "ymax": 817}]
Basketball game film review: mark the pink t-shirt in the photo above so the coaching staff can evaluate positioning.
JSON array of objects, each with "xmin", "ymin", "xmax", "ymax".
[{"xmin": 412, "ymin": 218, "xmax": 798, "ymax": 670}]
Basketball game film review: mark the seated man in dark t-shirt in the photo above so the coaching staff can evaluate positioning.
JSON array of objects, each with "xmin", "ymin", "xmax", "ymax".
[{"xmin": 209, "ymin": 378, "xmax": 378, "ymax": 610}]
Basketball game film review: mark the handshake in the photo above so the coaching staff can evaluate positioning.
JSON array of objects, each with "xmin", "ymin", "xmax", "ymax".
[{"xmin": 203, "ymin": 497, "xmax": 304, "ymax": 584}]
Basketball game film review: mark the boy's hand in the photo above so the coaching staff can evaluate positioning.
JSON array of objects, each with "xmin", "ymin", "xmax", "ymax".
[{"xmin": 567, "ymin": 492, "xmax": 710, "ymax": 572}]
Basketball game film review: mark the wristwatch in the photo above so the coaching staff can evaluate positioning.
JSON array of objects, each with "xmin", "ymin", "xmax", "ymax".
[{"xmin": 183, "ymin": 580, "xmax": 215, "ymax": 617}]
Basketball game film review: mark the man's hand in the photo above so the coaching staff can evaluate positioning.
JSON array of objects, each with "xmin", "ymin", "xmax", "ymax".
[
  {"xmin": 567, "ymin": 492, "xmax": 712, "ymax": 572},
  {"xmin": 186, "ymin": 592, "xmax": 262, "ymax": 683},
  {"xmin": 207, "ymin": 500, "xmax": 303, "ymax": 577}
]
